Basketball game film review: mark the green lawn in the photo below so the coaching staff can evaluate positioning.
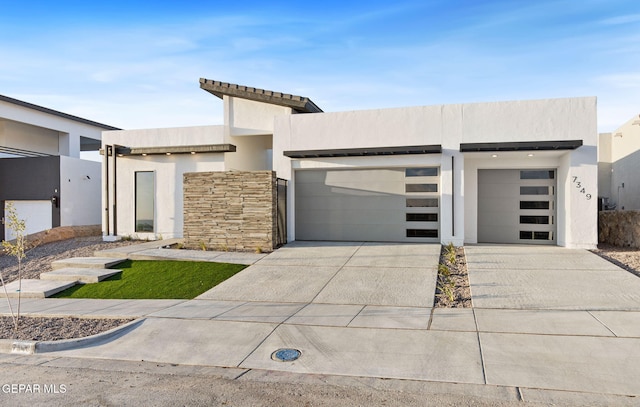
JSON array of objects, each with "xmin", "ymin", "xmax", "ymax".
[{"xmin": 52, "ymin": 260, "xmax": 246, "ymax": 299}]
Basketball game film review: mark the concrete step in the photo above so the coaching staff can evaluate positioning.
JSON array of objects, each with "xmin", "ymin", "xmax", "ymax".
[
  {"xmin": 94, "ymin": 238, "xmax": 183, "ymax": 258},
  {"xmin": 40, "ymin": 268, "xmax": 122, "ymax": 284},
  {"xmin": 0, "ymin": 279, "xmax": 77, "ymax": 298},
  {"xmin": 51, "ymin": 257, "xmax": 126, "ymax": 270}
]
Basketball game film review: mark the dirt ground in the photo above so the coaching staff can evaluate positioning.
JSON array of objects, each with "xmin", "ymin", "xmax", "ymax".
[{"xmin": 0, "ymin": 357, "xmax": 575, "ymax": 407}]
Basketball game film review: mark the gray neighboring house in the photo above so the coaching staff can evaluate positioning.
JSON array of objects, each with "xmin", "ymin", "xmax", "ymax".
[{"xmin": 0, "ymin": 94, "xmax": 119, "ymax": 240}]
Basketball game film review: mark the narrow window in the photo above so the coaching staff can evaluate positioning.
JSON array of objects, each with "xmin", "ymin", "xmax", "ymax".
[
  {"xmin": 520, "ymin": 216, "xmax": 550, "ymax": 224},
  {"xmin": 135, "ymin": 171, "xmax": 154, "ymax": 232},
  {"xmin": 520, "ymin": 231, "xmax": 533, "ymax": 240},
  {"xmin": 406, "ymin": 198, "xmax": 439, "ymax": 207},
  {"xmin": 406, "ymin": 213, "xmax": 438, "ymax": 222},
  {"xmin": 520, "ymin": 201, "xmax": 550, "ymax": 210},
  {"xmin": 520, "ymin": 170, "xmax": 555, "ymax": 179},
  {"xmin": 406, "ymin": 168, "xmax": 438, "ymax": 177},
  {"xmin": 405, "ymin": 184, "xmax": 438, "ymax": 193},
  {"xmin": 520, "ymin": 186, "xmax": 549, "ymax": 195},
  {"xmin": 520, "ymin": 231, "xmax": 551, "ymax": 240},
  {"xmin": 406, "ymin": 229, "xmax": 438, "ymax": 238},
  {"xmin": 534, "ymin": 231, "xmax": 551, "ymax": 240}
]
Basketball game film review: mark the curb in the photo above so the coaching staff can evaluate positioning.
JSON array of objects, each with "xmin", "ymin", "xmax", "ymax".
[{"xmin": 0, "ymin": 318, "xmax": 145, "ymax": 355}]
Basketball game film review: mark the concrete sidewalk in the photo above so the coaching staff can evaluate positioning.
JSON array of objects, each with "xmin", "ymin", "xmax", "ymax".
[{"xmin": 2, "ymin": 242, "xmax": 640, "ymax": 405}]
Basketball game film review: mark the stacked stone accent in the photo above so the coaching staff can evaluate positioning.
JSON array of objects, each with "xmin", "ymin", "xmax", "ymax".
[
  {"xmin": 599, "ymin": 210, "xmax": 640, "ymax": 248},
  {"xmin": 183, "ymin": 171, "xmax": 278, "ymax": 252}
]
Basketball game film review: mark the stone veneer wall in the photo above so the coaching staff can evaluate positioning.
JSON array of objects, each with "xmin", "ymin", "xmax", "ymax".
[
  {"xmin": 599, "ymin": 210, "xmax": 640, "ymax": 248},
  {"xmin": 183, "ymin": 171, "xmax": 277, "ymax": 252}
]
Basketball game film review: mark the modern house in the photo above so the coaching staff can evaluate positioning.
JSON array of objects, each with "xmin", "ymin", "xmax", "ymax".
[
  {"xmin": 102, "ymin": 79, "xmax": 598, "ymax": 250},
  {"xmin": 0, "ymin": 94, "xmax": 118, "ymax": 240},
  {"xmin": 598, "ymin": 113, "xmax": 640, "ymax": 211}
]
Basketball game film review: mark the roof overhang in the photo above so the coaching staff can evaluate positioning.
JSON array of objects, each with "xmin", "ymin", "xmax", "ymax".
[
  {"xmin": 200, "ymin": 78, "xmax": 323, "ymax": 113},
  {"xmin": 0, "ymin": 94, "xmax": 120, "ymax": 130},
  {"xmin": 284, "ymin": 145, "xmax": 442, "ymax": 158},
  {"xmin": 100, "ymin": 144, "xmax": 236, "ymax": 156},
  {"xmin": 460, "ymin": 140, "xmax": 583, "ymax": 152}
]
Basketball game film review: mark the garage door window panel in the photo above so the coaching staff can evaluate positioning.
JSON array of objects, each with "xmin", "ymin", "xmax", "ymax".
[
  {"xmin": 520, "ymin": 186, "xmax": 551, "ymax": 195},
  {"xmin": 520, "ymin": 170, "xmax": 555, "ymax": 179},
  {"xmin": 520, "ymin": 215, "xmax": 551, "ymax": 224},
  {"xmin": 406, "ymin": 168, "xmax": 438, "ymax": 177},
  {"xmin": 406, "ymin": 229, "xmax": 438, "ymax": 238},
  {"xmin": 406, "ymin": 213, "xmax": 438, "ymax": 222},
  {"xmin": 406, "ymin": 198, "xmax": 439, "ymax": 207},
  {"xmin": 405, "ymin": 184, "xmax": 438, "ymax": 193},
  {"xmin": 520, "ymin": 201, "xmax": 551, "ymax": 210}
]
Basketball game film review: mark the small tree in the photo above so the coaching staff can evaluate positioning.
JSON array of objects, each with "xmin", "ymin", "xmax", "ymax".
[{"xmin": 1, "ymin": 202, "xmax": 27, "ymax": 334}]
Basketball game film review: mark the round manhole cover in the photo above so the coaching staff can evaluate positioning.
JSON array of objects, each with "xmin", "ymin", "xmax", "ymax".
[{"xmin": 271, "ymin": 348, "xmax": 301, "ymax": 362}]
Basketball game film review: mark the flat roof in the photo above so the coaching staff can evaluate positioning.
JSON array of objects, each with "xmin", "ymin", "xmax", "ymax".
[
  {"xmin": 200, "ymin": 78, "xmax": 323, "ymax": 113},
  {"xmin": 460, "ymin": 140, "xmax": 583, "ymax": 152},
  {"xmin": 0, "ymin": 94, "xmax": 120, "ymax": 131},
  {"xmin": 102, "ymin": 144, "xmax": 236, "ymax": 156},
  {"xmin": 284, "ymin": 145, "xmax": 442, "ymax": 158}
]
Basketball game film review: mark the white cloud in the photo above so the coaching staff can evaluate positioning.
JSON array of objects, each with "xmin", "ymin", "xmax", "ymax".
[{"xmin": 599, "ymin": 13, "xmax": 640, "ymax": 25}]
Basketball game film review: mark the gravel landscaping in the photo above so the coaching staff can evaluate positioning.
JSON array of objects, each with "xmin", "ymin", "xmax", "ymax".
[
  {"xmin": 592, "ymin": 244, "xmax": 640, "ymax": 279},
  {"xmin": 434, "ymin": 245, "xmax": 472, "ymax": 308},
  {"xmin": 0, "ymin": 237, "xmax": 139, "ymax": 341},
  {"xmin": 0, "ymin": 316, "xmax": 133, "ymax": 341},
  {"xmin": 0, "ymin": 236, "xmax": 138, "ymax": 284}
]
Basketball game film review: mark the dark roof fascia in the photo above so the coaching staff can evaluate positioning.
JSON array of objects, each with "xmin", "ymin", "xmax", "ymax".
[
  {"xmin": 199, "ymin": 78, "xmax": 323, "ymax": 113},
  {"xmin": 0, "ymin": 145, "xmax": 53, "ymax": 157},
  {"xmin": 284, "ymin": 145, "xmax": 442, "ymax": 158},
  {"xmin": 459, "ymin": 140, "xmax": 583, "ymax": 152},
  {"xmin": 103, "ymin": 144, "xmax": 236, "ymax": 156},
  {"xmin": 0, "ymin": 94, "xmax": 120, "ymax": 131}
]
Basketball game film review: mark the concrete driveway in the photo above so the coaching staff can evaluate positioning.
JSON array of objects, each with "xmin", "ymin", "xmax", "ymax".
[
  {"xmin": 465, "ymin": 245, "xmax": 640, "ymax": 310},
  {"xmin": 25, "ymin": 242, "xmax": 640, "ymax": 403},
  {"xmin": 198, "ymin": 241, "xmax": 439, "ymax": 307}
]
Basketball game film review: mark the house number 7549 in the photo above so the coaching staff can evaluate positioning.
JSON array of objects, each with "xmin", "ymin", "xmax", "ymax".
[{"xmin": 572, "ymin": 176, "xmax": 591, "ymax": 200}]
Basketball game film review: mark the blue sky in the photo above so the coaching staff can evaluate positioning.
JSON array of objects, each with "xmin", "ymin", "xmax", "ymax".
[{"xmin": 1, "ymin": 0, "xmax": 638, "ymax": 131}]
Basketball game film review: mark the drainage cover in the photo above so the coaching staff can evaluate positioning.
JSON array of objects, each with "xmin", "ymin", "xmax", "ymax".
[{"xmin": 271, "ymin": 348, "xmax": 301, "ymax": 362}]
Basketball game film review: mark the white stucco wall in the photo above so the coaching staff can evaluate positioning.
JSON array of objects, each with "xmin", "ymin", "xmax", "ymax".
[
  {"xmin": 59, "ymin": 156, "xmax": 102, "ymax": 226},
  {"xmin": 275, "ymin": 96, "xmax": 597, "ymax": 248},
  {"xmin": 101, "ymin": 126, "xmax": 229, "ymax": 239},
  {"xmin": 4, "ymin": 200, "xmax": 52, "ymax": 240},
  {"xmin": 0, "ymin": 120, "xmax": 60, "ymax": 155},
  {"xmin": 225, "ymin": 96, "xmax": 292, "ymax": 136},
  {"xmin": 102, "ymin": 125, "xmax": 225, "ymax": 148},
  {"xmin": 598, "ymin": 133, "xmax": 613, "ymax": 203},
  {"xmin": 225, "ymin": 135, "xmax": 273, "ymax": 171},
  {"xmin": 108, "ymin": 154, "xmax": 225, "ymax": 239},
  {"xmin": 606, "ymin": 114, "xmax": 640, "ymax": 210}
]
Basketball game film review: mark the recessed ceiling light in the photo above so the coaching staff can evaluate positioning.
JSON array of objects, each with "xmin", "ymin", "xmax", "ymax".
[
  {"xmin": 166, "ymin": 152, "xmax": 171, "ymax": 156},
  {"xmin": 491, "ymin": 154, "xmax": 498, "ymax": 158},
  {"xmin": 190, "ymin": 151, "xmax": 196, "ymax": 155},
  {"xmin": 142, "ymin": 153, "xmax": 147, "ymax": 156},
  {"xmin": 527, "ymin": 153, "xmax": 534, "ymax": 157}
]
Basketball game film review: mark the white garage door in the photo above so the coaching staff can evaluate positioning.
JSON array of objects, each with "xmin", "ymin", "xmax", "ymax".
[
  {"xmin": 295, "ymin": 168, "xmax": 440, "ymax": 242},
  {"xmin": 478, "ymin": 169, "xmax": 556, "ymax": 245}
]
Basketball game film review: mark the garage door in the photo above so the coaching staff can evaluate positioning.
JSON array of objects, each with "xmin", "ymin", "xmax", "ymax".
[
  {"xmin": 295, "ymin": 168, "xmax": 440, "ymax": 242},
  {"xmin": 478, "ymin": 169, "xmax": 556, "ymax": 244}
]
